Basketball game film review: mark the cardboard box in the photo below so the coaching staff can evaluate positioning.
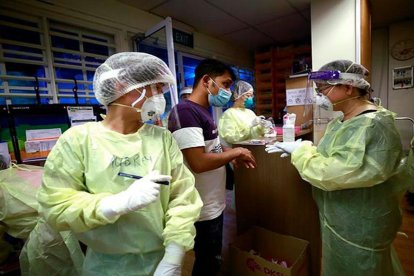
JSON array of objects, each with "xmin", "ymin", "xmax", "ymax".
[
  {"xmin": 286, "ymin": 76, "xmax": 313, "ymax": 128},
  {"xmin": 230, "ymin": 226, "xmax": 309, "ymax": 276}
]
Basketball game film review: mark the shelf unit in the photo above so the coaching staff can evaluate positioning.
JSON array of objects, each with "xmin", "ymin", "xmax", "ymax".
[{"xmin": 254, "ymin": 45, "xmax": 311, "ymax": 120}]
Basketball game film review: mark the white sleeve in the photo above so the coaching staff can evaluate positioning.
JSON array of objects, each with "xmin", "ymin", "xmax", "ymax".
[{"xmin": 172, "ymin": 127, "xmax": 205, "ymax": 150}]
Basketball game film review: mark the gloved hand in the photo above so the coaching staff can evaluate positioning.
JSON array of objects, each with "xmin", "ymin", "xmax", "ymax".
[
  {"xmin": 251, "ymin": 115, "xmax": 265, "ymax": 127},
  {"xmin": 98, "ymin": 171, "xmax": 171, "ymax": 219},
  {"xmin": 154, "ymin": 242, "xmax": 185, "ymax": 276},
  {"xmin": 259, "ymin": 118, "xmax": 272, "ymax": 128},
  {"xmin": 265, "ymin": 144, "xmax": 290, "ymax": 157},
  {"xmin": 266, "ymin": 139, "xmax": 307, "ymax": 157}
]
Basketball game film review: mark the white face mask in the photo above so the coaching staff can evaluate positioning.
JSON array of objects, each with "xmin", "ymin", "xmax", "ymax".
[
  {"xmin": 140, "ymin": 94, "xmax": 166, "ymax": 122},
  {"xmin": 315, "ymin": 94, "xmax": 333, "ymax": 111},
  {"xmin": 315, "ymin": 86, "xmax": 334, "ymax": 111},
  {"xmin": 111, "ymin": 87, "xmax": 166, "ymax": 123},
  {"xmin": 315, "ymin": 85, "xmax": 360, "ymax": 111}
]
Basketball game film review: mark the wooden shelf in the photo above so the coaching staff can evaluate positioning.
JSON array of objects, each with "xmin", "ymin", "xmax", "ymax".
[{"xmin": 254, "ymin": 45, "xmax": 311, "ymax": 119}]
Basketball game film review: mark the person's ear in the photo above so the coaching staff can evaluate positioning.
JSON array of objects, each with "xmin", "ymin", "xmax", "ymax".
[
  {"xmin": 202, "ymin": 75, "xmax": 210, "ymax": 88},
  {"xmin": 344, "ymin": 85, "xmax": 354, "ymax": 95}
]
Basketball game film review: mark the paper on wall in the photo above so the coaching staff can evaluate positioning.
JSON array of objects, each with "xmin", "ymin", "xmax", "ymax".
[
  {"xmin": 26, "ymin": 128, "xmax": 62, "ymax": 141},
  {"xmin": 25, "ymin": 139, "xmax": 58, "ymax": 153},
  {"xmin": 0, "ymin": 142, "xmax": 11, "ymax": 166},
  {"xmin": 67, "ymin": 106, "xmax": 96, "ymax": 127},
  {"xmin": 286, "ymin": 88, "xmax": 313, "ymax": 106}
]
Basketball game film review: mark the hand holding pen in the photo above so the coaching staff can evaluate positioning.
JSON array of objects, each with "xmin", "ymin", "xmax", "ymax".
[
  {"xmin": 118, "ymin": 172, "xmax": 170, "ymax": 185},
  {"xmin": 98, "ymin": 171, "xmax": 172, "ymax": 219}
]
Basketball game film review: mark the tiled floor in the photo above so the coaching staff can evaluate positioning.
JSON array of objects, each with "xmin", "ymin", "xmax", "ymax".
[{"xmin": 182, "ymin": 190, "xmax": 236, "ymax": 276}]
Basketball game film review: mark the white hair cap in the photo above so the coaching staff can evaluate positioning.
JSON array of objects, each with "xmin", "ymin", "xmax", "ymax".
[
  {"xmin": 233, "ymin": 80, "xmax": 253, "ymax": 98},
  {"xmin": 180, "ymin": 87, "xmax": 192, "ymax": 97},
  {"xmin": 93, "ymin": 52, "xmax": 176, "ymax": 105}
]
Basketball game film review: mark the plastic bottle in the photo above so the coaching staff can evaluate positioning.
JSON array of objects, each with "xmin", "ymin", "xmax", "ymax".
[
  {"xmin": 283, "ymin": 113, "xmax": 296, "ymax": 142},
  {"xmin": 264, "ymin": 117, "xmax": 277, "ymax": 138}
]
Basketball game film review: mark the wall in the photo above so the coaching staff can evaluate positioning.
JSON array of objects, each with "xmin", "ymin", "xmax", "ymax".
[
  {"xmin": 311, "ymin": 0, "xmax": 358, "ymax": 71},
  {"xmin": 371, "ymin": 28, "xmax": 389, "ymax": 107},
  {"xmin": 0, "ymin": 0, "xmax": 253, "ymax": 68},
  {"xmin": 388, "ymin": 20, "xmax": 414, "ymax": 150},
  {"xmin": 372, "ymin": 20, "xmax": 414, "ymax": 150},
  {"xmin": 310, "ymin": 0, "xmax": 360, "ymax": 144}
]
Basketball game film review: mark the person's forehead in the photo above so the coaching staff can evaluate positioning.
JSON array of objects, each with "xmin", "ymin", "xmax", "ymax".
[{"xmin": 215, "ymin": 72, "xmax": 233, "ymax": 83}]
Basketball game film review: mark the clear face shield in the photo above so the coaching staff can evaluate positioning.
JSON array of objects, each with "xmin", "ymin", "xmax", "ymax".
[
  {"xmin": 110, "ymin": 82, "xmax": 177, "ymax": 126},
  {"xmin": 138, "ymin": 83, "xmax": 177, "ymax": 125},
  {"xmin": 304, "ymin": 70, "xmax": 341, "ymax": 113},
  {"xmin": 302, "ymin": 71, "xmax": 342, "ymax": 142},
  {"xmin": 305, "ymin": 70, "xmax": 341, "ymax": 103}
]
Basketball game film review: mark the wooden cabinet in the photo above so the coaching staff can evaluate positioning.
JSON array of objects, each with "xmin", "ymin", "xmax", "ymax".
[
  {"xmin": 254, "ymin": 45, "xmax": 311, "ymax": 120},
  {"xmin": 234, "ymin": 144, "xmax": 321, "ymax": 276}
]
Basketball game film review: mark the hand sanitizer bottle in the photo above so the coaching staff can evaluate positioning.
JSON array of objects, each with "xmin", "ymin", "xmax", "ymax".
[{"xmin": 283, "ymin": 113, "xmax": 296, "ymax": 142}]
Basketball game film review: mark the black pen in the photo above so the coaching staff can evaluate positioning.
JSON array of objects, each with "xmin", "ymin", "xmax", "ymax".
[{"xmin": 118, "ymin": 172, "xmax": 169, "ymax": 185}]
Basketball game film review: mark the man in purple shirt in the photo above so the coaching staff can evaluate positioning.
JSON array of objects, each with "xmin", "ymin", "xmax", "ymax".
[{"xmin": 168, "ymin": 59, "xmax": 256, "ymax": 275}]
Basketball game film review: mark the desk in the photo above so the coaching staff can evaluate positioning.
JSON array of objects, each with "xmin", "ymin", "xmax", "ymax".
[{"xmin": 234, "ymin": 141, "xmax": 321, "ymax": 275}]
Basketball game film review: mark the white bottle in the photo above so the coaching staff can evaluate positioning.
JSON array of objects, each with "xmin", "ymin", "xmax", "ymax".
[
  {"xmin": 283, "ymin": 113, "xmax": 296, "ymax": 142},
  {"xmin": 283, "ymin": 124, "xmax": 295, "ymax": 142}
]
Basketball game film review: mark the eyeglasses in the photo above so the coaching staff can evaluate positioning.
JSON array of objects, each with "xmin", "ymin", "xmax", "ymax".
[{"xmin": 315, "ymin": 85, "xmax": 333, "ymax": 94}]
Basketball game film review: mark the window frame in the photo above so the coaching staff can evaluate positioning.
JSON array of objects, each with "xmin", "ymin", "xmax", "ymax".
[{"xmin": 0, "ymin": 11, "xmax": 116, "ymax": 105}]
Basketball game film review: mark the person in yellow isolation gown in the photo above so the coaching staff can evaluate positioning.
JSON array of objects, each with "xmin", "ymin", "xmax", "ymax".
[
  {"xmin": 266, "ymin": 60, "xmax": 406, "ymax": 276},
  {"xmin": 38, "ymin": 52, "xmax": 203, "ymax": 276},
  {"xmin": 218, "ymin": 80, "xmax": 271, "ymax": 146},
  {"xmin": 0, "ymin": 164, "xmax": 84, "ymax": 275}
]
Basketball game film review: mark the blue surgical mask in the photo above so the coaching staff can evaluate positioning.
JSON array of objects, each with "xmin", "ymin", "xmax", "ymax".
[
  {"xmin": 244, "ymin": 97, "xmax": 254, "ymax": 108},
  {"xmin": 207, "ymin": 78, "xmax": 231, "ymax": 107}
]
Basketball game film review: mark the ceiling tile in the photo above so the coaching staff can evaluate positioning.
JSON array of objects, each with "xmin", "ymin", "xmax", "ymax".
[
  {"xmin": 224, "ymin": 27, "xmax": 275, "ymax": 50},
  {"xmin": 151, "ymin": 0, "xmax": 247, "ymax": 36},
  {"xmin": 286, "ymin": 0, "xmax": 311, "ymax": 11},
  {"xmin": 371, "ymin": 0, "xmax": 414, "ymax": 27},
  {"xmin": 205, "ymin": 0, "xmax": 295, "ymax": 25},
  {"xmin": 257, "ymin": 13, "xmax": 310, "ymax": 44},
  {"xmin": 118, "ymin": 0, "xmax": 167, "ymax": 11}
]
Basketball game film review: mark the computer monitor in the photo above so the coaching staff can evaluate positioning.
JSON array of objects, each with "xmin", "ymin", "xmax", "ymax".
[
  {"xmin": 92, "ymin": 104, "xmax": 106, "ymax": 121},
  {"xmin": 9, "ymin": 104, "xmax": 71, "ymax": 163},
  {"xmin": 0, "ymin": 106, "xmax": 14, "ymax": 163}
]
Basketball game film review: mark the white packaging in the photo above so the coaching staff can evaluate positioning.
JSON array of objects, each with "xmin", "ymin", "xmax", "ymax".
[{"xmin": 25, "ymin": 139, "xmax": 58, "ymax": 153}]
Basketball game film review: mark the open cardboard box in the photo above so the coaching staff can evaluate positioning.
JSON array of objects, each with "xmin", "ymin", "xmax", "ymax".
[{"xmin": 229, "ymin": 226, "xmax": 309, "ymax": 276}]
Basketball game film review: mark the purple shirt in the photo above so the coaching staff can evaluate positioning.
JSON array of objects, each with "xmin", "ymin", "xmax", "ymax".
[{"xmin": 168, "ymin": 100, "xmax": 226, "ymax": 221}]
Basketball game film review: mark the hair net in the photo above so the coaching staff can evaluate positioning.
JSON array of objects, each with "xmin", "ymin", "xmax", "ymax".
[
  {"xmin": 94, "ymin": 52, "xmax": 176, "ymax": 106},
  {"xmin": 179, "ymin": 87, "xmax": 192, "ymax": 97},
  {"xmin": 233, "ymin": 80, "xmax": 253, "ymax": 99},
  {"xmin": 315, "ymin": 60, "xmax": 371, "ymax": 92}
]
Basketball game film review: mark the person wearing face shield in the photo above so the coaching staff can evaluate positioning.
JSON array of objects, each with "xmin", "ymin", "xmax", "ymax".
[
  {"xmin": 218, "ymin": 80, "xmax": 269, "ymax": 146},
  {"xmin": 168, "ymin": 59, "xmax": 256, "ymax": 276},
  {"xmin": 37, "ymin": 52, "xmax": 203, "ymax": 276},
  {"xmin": 267, "ymin": 60, "xmax": 406, "ymax": 275}
]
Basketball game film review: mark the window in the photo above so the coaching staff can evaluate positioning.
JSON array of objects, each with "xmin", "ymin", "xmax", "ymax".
[
  {"xmin": 0, "ymin": 13, "xmax": 116, "ymax": 104},
  {"xmin": 50, "ymin": 21, "xmax": 115, "ymax": 104},
  {"xmin": 232, "ymin": 66, "xmax": 255, "ymax": 84},
  {"xmin": 0, "ymin": 14, "xmax": 49, "ymax": 104}
]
